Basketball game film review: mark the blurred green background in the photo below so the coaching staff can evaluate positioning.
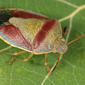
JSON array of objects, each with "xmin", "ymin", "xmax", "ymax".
[{"xmin": 0, "ymin": 0, "xmax": 85, "ymax": 85}]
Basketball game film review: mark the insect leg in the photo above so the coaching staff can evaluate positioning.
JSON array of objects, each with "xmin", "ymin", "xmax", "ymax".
[
  {"xmin": 8, "ymin": 51, "xmax": 26, "ymax": 64},
  {"xmin": 67, "ymin": 34, "xmax": 85, "ymax": 45},
  {"xmin": 0, "ymin": 46, "xmax": 12, "ymax": 54},
  {"xmin": 8, "ymin": 52, "xmax": 33, "ymax": 64},
  {"xmin": 51, "ymin": 53, "xmax": 61, "ymax": 72},
  {"xmin": 22, "ymin": 53, "xmax": 33, "ymax": 62},
  {"xmin": 44, "ymin": 53, "xmax": 50, "ymax": 72},
  {"xmin": 8, "ymin": 57, "xmax": 17, "ymax": 65},
  {"xmin": 7, "ymin": 50, "xmax": 26, "ymax": 56}
]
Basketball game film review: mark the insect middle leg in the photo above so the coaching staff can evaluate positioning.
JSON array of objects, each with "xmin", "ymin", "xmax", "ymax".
[
  {"xmin": 44, "ymin": 53, "xmax": 50, "ymax": 72},
  {"xmin": 8, "ymin": 51, "xmax": 26, "ymax": 64},
  {"xmin": 8, "ymin": 52, "xmax": 33, "ymax": 64}
]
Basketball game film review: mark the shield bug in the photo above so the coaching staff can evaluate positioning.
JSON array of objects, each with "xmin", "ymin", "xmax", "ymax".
[{"xmin": 0, "ymin": 9, "xmax": 85, "ymax": 73}]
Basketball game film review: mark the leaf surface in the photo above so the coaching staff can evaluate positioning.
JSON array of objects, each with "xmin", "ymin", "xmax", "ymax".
[{"xmin": 0, "ymin": 0, "xmax": 85, "ymax": 85}]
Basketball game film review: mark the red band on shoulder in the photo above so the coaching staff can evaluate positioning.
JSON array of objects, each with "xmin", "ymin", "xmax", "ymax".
[
  {"xmin": 11, "ymin": 10, "xmax": 49, "ymax": 20},
  {"xmin": 33, "ymin": 19, "xmax": 56, "ymax": 49},
  {"xmin": 0, "ymin": 24, "xmax": 32, "ymax": 50}
]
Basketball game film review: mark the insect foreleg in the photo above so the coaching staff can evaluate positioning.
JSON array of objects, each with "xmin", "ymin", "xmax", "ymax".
[{"xmin": 51, "ymin": 53, "xmax": 62, "ymax": 72}]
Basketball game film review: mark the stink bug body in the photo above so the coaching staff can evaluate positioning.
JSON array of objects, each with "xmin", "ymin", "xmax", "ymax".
[{"xmin": 0, "ymin": 9, "xmax": 84, "ymax": 72}]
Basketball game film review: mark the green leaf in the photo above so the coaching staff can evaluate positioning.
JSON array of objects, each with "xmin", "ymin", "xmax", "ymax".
[{"xmin": 0, "ymin": 0, "xmax": 85, "ymax": 85}]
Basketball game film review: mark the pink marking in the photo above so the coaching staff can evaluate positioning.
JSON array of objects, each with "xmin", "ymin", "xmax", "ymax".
[
  {"xmin": 0, "ymin": 25, "xmax": 32, "ymax": 50},
  {"xmin": 11, "ymin": 10, "xmax": 49, "ymax": 20},
  {"xmin": 33, "ymin": 19, "xmax": 56, "ymax": 49}
]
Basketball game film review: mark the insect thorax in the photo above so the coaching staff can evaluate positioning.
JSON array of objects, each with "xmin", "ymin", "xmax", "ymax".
[{"xmin": 9, "ymin": 17, "xmax": 46, "ymax": 43}]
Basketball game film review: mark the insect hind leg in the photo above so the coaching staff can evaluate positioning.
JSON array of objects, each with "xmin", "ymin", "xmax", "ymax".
[{"xmin": 0, "ymin": 46, "xmax": 12, "ymax": 54}]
